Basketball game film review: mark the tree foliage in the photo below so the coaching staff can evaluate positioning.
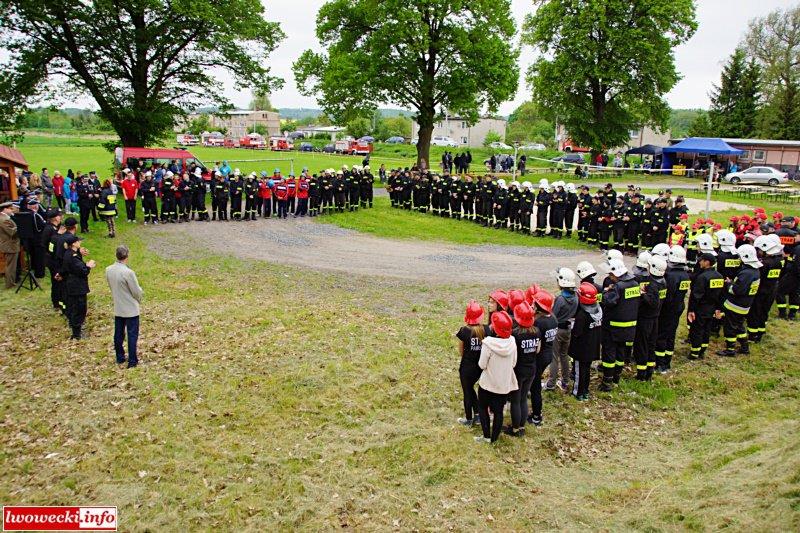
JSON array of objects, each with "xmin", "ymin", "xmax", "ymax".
[
  {"xmin": 669, "ymin": 109, "xmax": 704, "ymax": 138},
  {"xmin": 293, "ymin": 0, "xmax": 518, "ymax": 166},
  {"xmin": 483, "ymin": 130, "xmax": 503, "ymax": 147},
  {"xmin": 0, "ymin": 0, "xmax": 284, "ymax": 146},
  {"xmin": 743, "ymin": 5, "xmax": 800, "ymax": 139},
  {"xmin": 185, "ymin": 114, "xmax": 212, "ymax": 136},
  {"xmin": 250, "ymin": 91, "xmax": 277, "ymax": 112},
  {"xmin": 523, "ymin": 0, "xmax": 696, "ymax": 154},
  {"xmin": 346, "ymin": 117, "xmax": 372, "ymax": 139},
  {"xmin": 687, "ymin": 111, "xmax": 713, "ymax": 137},
  {"xmin": 506, "ymin": 101, "xmax": 554, "ymax": 144},
  {"xmin": 708, "ymin": 48, "xmax": 760, "ymax": 138}
]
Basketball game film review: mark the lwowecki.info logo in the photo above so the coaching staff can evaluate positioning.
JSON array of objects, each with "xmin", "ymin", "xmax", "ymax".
[{"xmin": 3, "ymin": 506, "xmax": 117, "ymax": 531}]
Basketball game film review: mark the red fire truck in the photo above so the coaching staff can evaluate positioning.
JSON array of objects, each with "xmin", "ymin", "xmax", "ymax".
[{"xmin": 334, "ymin": 139, "xmax": 373, "ymax": 155}]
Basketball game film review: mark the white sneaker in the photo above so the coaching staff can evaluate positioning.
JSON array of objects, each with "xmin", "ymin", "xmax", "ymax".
[{"xmin": 474, "ymin": 436, "xmax": 491, "ymax": 444}]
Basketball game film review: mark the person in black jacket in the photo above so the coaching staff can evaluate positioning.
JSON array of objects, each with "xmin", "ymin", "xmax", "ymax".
[
  {"xmin": 519, "ymin": 182, "xmax": 534, "ymax": 234},
  {"xmin": 529, "ymin": 290, "xmax": 558, "ymax": 426},
  {"xmin": 508, "ymin": 302, "xmax": 540, "ymax": 437},
  {"xmin": 75, "ymin": 175, "xmax": 94, "ymax": 233},
  {"xmin": 549, "ymin": 182, "xmax": 566, "ymax": 239},
  {"xmin": 41, "ymin": 209, "xmax": 63, "ymax": 309},
  {"xmin": 493, "ymin": 180, "xmax": 509, "ymax": 229},
  {"xmin": 600, "ymin": 259, "xmax": 640, "ymax": 391},
  {"xmin": 570, "ymin": 283, "xmax": 603, "ymax": 400},
  {"xmin": 534, "ymin": 182, "xmax": 550, "ymax": 236},
  {"xmin": 747, "ymin": 235, "xmax": 784, "ymax": 342},
  {"xmin": 633, "ymin": 255, "xmax": 666, "ymax": 381},
  {"xmin": 624, "ymin": 195, "xmax": 644, "ymax": 254},
  {"xmin": 576, "ymin": 185, "xmax": 592, "ymax": 242},
  {"xmin": 655, "ymin": 245, "xmax": 691, "ymax": 373},
  {"xmin": 688, "ymin": 253, "xmax": 724, "ymax": 360},
  {"xmin": 456, "ymin": 301, "xmax": 490, "ymax": 427},
  {"xmin": 140, "ymin": 173, "xmax": 158, "ymax": 224},
  {"xmin": 717, "ymin": 244, "xmax": 761, "ymax": 357},
  {"xmin": 63, "ymin": 234, "xmax": 96, "ymax": 339}
]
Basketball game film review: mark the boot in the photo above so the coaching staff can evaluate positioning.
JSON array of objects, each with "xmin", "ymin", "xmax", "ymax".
[
  {"xmin": 737, "ymin": 339, "xmax": 750, "ymax": 355},
  {"xmin": 599, "ymin": 377, "xmax": 614, "ymax": 392},
  {"xmin": 778, "ymin": 307, "xmax": 787, "ymax": 319},
  {"xmin": 789, "ymin": 311, "xmax": 797, "ymax": 321},
  {"xmin": 612, "ymin": 366, "xmax": 623, "ymax": 384},
  {"xmin": 635, "ymin": 368, "xmax": 647, "ymax": 381},
  {"xmin": 645, "ymin": 367, "xmax": 654, "ymax": 381}
]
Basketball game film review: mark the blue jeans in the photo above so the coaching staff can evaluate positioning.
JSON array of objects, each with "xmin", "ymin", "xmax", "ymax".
[{"xmin": 114, "ymin": 316, "xmax": 140, "ymax": 367}]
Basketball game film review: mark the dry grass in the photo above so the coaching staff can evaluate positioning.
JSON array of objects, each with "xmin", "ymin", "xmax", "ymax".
[{"xmin": 1, "ymin": 214, "xmax": 799, "ymax": 531}]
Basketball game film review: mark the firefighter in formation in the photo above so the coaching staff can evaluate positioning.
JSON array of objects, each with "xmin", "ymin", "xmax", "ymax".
[
  {"xmin": 454, "ymin": 225, "xmax": 799, "ymax": 443},
  {"xmin": 388, "ymin": 172, "xmax": 696, "ymax": 254}
]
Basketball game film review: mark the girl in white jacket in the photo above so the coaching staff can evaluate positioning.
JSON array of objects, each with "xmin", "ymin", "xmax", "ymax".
[{"xmin": 476, "ymin": 311, "xmax": 518, "ymax": 443}]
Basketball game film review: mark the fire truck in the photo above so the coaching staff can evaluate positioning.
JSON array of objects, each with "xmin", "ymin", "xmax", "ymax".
[
  {"xmin": 334, "ymin": 139, "xmax": 374, "ymax": 155},
  {"xmin": 201, "ymin": 131, "xmax": 225, "ymax": 147},
  {"xmin": 176, "ymin": 133, "xmax": 200, "ymax": 146},
  {"xmin": 269, "ymin": 137, "xmax": 294, "ymax": 151},
  {"xmin": 239, "ymin": 133, "xmax": 267, "ymax": 149},
  {"xmin": 558, "ymin": 137, "xmax": 591, "ymax": 153}
]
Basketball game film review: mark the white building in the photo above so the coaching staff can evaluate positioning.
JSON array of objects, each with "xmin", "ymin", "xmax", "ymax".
[
  {"xmin": 295, "ymin": 125, "xmax": 346, "ymax": 140},
  {"xmin": 180, "ymin": 110, "xmax": 281, "ymax": 138},
  {"xmin": 411, "ymin": 116, "xmax": 507, "ymax": 148}
]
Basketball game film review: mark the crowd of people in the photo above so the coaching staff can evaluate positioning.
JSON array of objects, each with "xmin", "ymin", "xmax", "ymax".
[{"xmin": 457, "ymin": 216, "xmax": 800, "ymax": 443}]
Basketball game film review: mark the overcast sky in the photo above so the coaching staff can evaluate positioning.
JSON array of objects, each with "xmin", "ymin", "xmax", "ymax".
[{"xmin": 6, "ymin": 0, "xmax": 795, "ymax": 114}]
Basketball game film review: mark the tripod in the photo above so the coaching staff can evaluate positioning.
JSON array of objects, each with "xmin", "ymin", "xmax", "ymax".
[{"xmin": 16, "ymin": 249, "xmax": 42, "ymax": 293}]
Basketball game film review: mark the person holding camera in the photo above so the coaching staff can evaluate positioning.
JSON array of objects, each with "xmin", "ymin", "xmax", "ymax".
[
  {"xmin": 63, "ymin": 234, "xmax": 96, "ymax": 340},
  {"xmin": 0, "ymin": 201, "xmax": 20, "ymax": 289}
]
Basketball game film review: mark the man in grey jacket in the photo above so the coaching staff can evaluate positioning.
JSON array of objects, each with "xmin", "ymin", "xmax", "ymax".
[
  {"xmin": 40, "ymin": 168, "xmax": 54, "ymax": 209},
  {"xmin": 105, "ymin": 245, "xmax": 143, "ymax": 368},
  {"xmin": 544, "ymin": 268, "xmax": 579, "ymax": 391}
]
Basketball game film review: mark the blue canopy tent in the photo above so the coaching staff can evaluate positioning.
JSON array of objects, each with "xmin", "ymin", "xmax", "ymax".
[{"xmin": 662, "ymin": 137, "xmax": 744, "ymax": 217}]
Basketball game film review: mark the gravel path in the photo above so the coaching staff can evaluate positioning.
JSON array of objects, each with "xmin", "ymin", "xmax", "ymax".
[{"xmin": 145, "ymin": 197, "xmax": 749, "ymax": 284}]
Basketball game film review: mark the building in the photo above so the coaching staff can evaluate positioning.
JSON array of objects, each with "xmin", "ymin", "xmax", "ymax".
[
  {"xmin": 0, "ymin": 144, "xmax": 27, "ymax": 202},
  {"xmin": 180, "ymin": 110, "xmax": 281, "ymax": 138},
  {"xmin": 668, "ymin": 137, "xmax": 800, "ymax": 173},
  {"xmin": 410, "ymin": 116, "xmax": 507, "ymax": 148},
  {"xmin": 556, "ymin": 124, "xmax": 670, "ymax": 152},
  {"xmin": 295, "ymin": 125, "xmax": 346, "ymax": 140}
]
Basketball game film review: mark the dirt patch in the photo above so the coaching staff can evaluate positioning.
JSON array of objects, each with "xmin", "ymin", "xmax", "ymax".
[{"xmin": 145, "ymin": 218, "xmax": 607, "ymax": 284}]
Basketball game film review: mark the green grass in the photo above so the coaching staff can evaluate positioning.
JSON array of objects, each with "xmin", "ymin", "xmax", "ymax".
[
  {"xmin": 321, "ymin": 196, "xmax": 585, "ymax": 248},
  {"xmin": 1, "ymin": 201, "xmax": 799, "ymax": 530}
]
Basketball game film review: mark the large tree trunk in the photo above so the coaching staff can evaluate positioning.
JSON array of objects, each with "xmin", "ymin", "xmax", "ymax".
[{"xmin": 416, "ymin": 104, "xmax": 435, "ymax": 170}]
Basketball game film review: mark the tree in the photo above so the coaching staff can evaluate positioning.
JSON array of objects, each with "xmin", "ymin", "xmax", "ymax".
[
  {"xmin": 483, "ymin": 130, "xmax": 502, "ymax": 147},
  {"xmin": 186, "ymin": 114, "xmax": 212, "ymax": 136},
  {"xmin": 250, "ymin": 91, "xmax": 277, "ymax": 112},
  {"xmin": 293, "ymin": 0, "xmax": 518, "ymax": 166},
  {"xmin": 707, "ymin": 49, "xmax": 761, "ymax": 138},
  {"xmin": 523, "ymin": 0, "xmax": 696, "ymax": 156},
  {"xmin": 744, "ymin": 6, "xmax": 800, "ymax": 138},
  {"xmin": 0, "ymin": 0, "xmax": 284, "ymax": 146},
  {"xmin": 687, "ymin": 111, "xmax": 713, "ymax": 137},
  {"xmin": 346, "ymin": 117, "xmax": 372, "ymax": 139},
  {"xmin": 669, "ymin": 109, "xmax": 704, "ymax": 138},
  {"xmin": 506, "ymin": 101, "xmax": 554, "ymax": 144}
]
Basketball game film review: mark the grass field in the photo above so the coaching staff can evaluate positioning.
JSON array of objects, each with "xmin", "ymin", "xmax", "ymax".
[
  {"xmin": 3, "ymin": 134, "xmax": 800, "ymax": 529},
  {"xmin": 1, "ymin": 194, "xmax": 799, "ymax": 530}
]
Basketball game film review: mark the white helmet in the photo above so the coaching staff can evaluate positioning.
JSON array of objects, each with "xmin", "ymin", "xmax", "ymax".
[
  {"xmin": 566, "ymin": 183, "xmax": 576, "ymax": 193},
  {"xmin": 555, "ymin": 267, "xmax": 577, "ymax": 288},
  {"xmin": 766, "ymin": 234, "xmax": 784, "ymax": 255},
  {"xmin": 539, "ymin": 178, "xmax": 549, "ymax": 189},
  {"xmin": 497, "ymin": 179, "xmax": 507, "ymax": 189},
  {"xmin": 522, "ymin": 181, "xmax": 532, "ymax": 190},
  {"xmin": 342, "ymin": 164, "xmax": 349, "ymax": 170},
  {"xmin": 648, "ymin": 255, "xmax": 667, "ymax": 277},
  {"xmin": 651, "ymin": 243, "xmax": 670, "ymax": 258},
  {"xmin": 737, "ymin": 244, "xmax": 762, "ymax": 268},
  {"xmin": 451, "ymin": 174, "xmax": 459, "ymax": 180},
  {"xmin": 554, "ymin": 180, "xmax": 565, "ymax": 188},
  {"xmin": 716, "ymin": 229, "xmax": 737, "ymax": 252},
  {"xmin": 511, "ymin": 180, "xmax": 520, "ymax": 188},
  {"xmin": 696, "ymin": 233, "xmax": 716, "ymax": 255},
  {"xmin": 194, "ymin": 168, "xmax": 202, "ymax": 177},
  {"xmin": 636, "ymin": 250, "xmax": 653, "ymax": 269},
  {"xmin": 668, "ymin": 245, "xmax": 687, "ymax": 265},
  {"xmin": 605, "ymin": 249, "xmax": 624, "ymax": 262},
  {"xmin": 576, "ymin": 260, "xmax": 597, "ymax": 279},
  {"xmin": 607, "ymin": 258, "xmax": 628, "ymax": 277},
  {"xmin": 234, "ymin": 168, "xmax": 241, "ymax": 176},
  {"xmin": 753, "ymin": 235, "xmax": 771, "ymax": 253},
  {"xmin": 165, "ymin": 171, "xmax": 174, "ymax": 178}
]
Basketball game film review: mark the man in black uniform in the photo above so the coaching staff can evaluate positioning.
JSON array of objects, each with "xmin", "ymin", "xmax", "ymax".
[
  {"xmin": 401, "ymin": 170, "xmax": 413, "ymax": 210},
  {"xmin": 576, "ymin": 185, "xmax": 592, "ymax": 242},
  {"xmin": 602, "ymin": 183, "xmax": 616, "ymax": 207},
  {"xmin": 333, "ymin": 171, "xmax": 347, "ymax": 212},
  {"xmin": 191, "ymin": 169, "xmax": 208, "ymax": 221},
  {"xmin": 775, "ymin": 216, "xmax": 799, "ymax": 319},
  {"xmin": 747, "ymin": 234, "xmax": 784, "ymax": 342},
  {"xmin": 53, "ymin": 217, "xmax": 78, "ymax": 314},
  {"xmin": 519, "ymin": 182, "xmax": 534, "ymax": 234},
  {"xmin": 507, "ymin": 181, "xmax": 521, "ymax": 231},
  {"xmin": 564, "ymin": 183, "xmax": 578, "ymax": 237},
  {"xmin": 599, "ymin": 258, "xmax": 640, "ymax": 390},
  {"xmin": 360, "ymin": 165, "xmax": 374, "ymax": 208},
  {"xmin": 688, "ymin": 253, "xmax": 725, "ymax": 360},
  {"xmin": 650, "ymin": 197, "xmax": 670, "ymax": 246},
  {"xmin": 611, "ymin": 196, "xmax": 627, "ymax": 251},
  {"xmin": 717, "ymin": 244, "xmax": 761, "ymax": 357},
  {"xmin": 388, "ymin": 169, "xmax": 399, "ymax": 208},
  {"xmin": 493, "ymin": 179, "xmax": 509, "ymax": 229},
  {"xmin": 448, "ymin": 175, "xmax": 462, "ymax": 220},
  {"xmin": 640, "ymin": 199, "xmax": 655, "ymax": 248},
  {"xmin": 549, "ymin": 182, "xmax": 566, "ymax": 239},
  {"xmin": 160, "ymin": 171, "xmax": 177, "ymax": 223},
  {"xmin": 480, "ymin": 176, "xmax": 496, "ymax": 226},
  {"xmin": 655, "ymin": 245, "xmax": 691, "ymax": 372},
  {"xmin": 321, "ymin": 169, "xmax": 334, "ymax": 214},
  {"xmin": 176, "ymin": 172, "xmax": 192, "ymax": 222},
  {"xmin": 309, "ymin": 173, "xmax": 321, "ymax": 217},
  {"xmin": 243, "ymin": 172, "xmax": 259, "ymax": 220},
  {"xmin": 462, "ymin": 175, "xmax": 476, "ymax": 221},
  {"xmin": 75, "ymin": 175, "xmax": 95, "ymax": 233},
  {"xmin": 347, "ymin": 167, "xmax": 360, "ymax": 212},
  {"xmin": 41, "ymin": 209, "xmax": 63, "ymax": 310},
  {"xmin": 141, "ymin": 173, "xmax": 158, "ymax": 224},
  {"xmin": 63, "ymin": 233, "xmax": 96, "ymax": 340},
  {"xmin": 228, "ymin": 171, "xmax": 243, "ymax": 220},
  {"xmin": 214, "ymin": 173, "xmax": 228, "ymax": 221},
  {"xmin": 633, "ymin": 255, "xmax": 666, "ymax": 380},
  {"xmin": 597, "ymin": 198, "xmax": 614, "ymax": 250},
  {"xmin": 624, "ymin": 195, "xmax": 644, "ymax": 254}
]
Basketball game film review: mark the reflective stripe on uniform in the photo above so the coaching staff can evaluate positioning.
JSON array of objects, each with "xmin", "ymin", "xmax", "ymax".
[
  {"xmin": 723, "ymin": 300, "xmax": 750, "ymax": 315},
  {"xmin": 611, "ymin": 321, "xmax": 637, "ymax": 328}
]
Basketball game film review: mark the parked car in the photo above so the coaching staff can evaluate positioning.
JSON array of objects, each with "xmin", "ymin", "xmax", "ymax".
[
  {"xmin": 299, "ymin": 142, "xmax": 314, "ymax": 152},
  {"xmin": 384, "ymin": 136, "xmax": 405, "ymax": 144},
  {"xmin": 322, "ymin": 144, "xmax": 336, "ymax": 153},
  {"xmin": 288, "ymin": 131, "xmax": 305, "ymax": 140},
  {"xmin": 432, "ymin": 136, "xmax": 459, "ymax": 147},
  {"xmin": 725, "ymin": 166, "xmax": 788, "ymax": 186},
  {"xmin": 359, "ymin": 136, "xmax": 375, "ymax": 143},
  {"xmin": 520, "ymin": 143, "xmax": 547, "ymax": 151},
  {"xmin": 488, "ymin": 141, "xmax": 512, "ymax": 150},
  {"xmin": 552, "ymin": 153, "xmax": 586, "ymax": 164}
]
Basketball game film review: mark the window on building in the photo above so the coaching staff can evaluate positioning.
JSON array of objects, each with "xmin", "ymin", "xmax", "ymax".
[
  {"xmin": 753, "ymin": 150, "xmax": 766, "ymax": 162},
  {"xmin": 629, "ymin": 129, "xmax": 640, "ymax": 139},
  {"xmin": 740, "ymin": 150, "xmax": 751, "ymax": 160},
  {"xmin": 462, "ymin": 137, "xmax": 468, "ymax": 144},
  {"xmin": 461, "ymin": 121, "xmax": 466, "ymax": 129}
]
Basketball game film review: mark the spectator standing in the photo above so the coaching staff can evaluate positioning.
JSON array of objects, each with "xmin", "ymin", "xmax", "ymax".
[
  {"xmin": 106, "ymin": 245, "xmax": 144, "ymax": 368},
  {"xmin": 52, "ymin": 171, "xmax": 65, "ymax": 210},
  {"xmin": 121, "ymin": 169, "xmax": 139, "ymax": 222},
  {"xmin": 0, "ymin": 201, "xmax": 20, "ymax": 289},
  {"xmin": 41, "ymin": 168, "xmax": 54, "ymax": 209}
]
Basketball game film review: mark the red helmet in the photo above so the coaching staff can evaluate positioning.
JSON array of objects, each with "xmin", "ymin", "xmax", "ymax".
[
  {"xmin": 513, "ymin": 302, "xmax": 534, "ymax": 328},
  {"xmin": 533, "ymin": 289, "xmax": 554, "ymax": 314},
  {"xmin": 714, "ymin": 223, "xmax": 722, "ymax": 230},
  {"xmin": 464, "ymin": 300, "xmax": 484, "ymax": 326},
  {"xmin": 508, "ymin": 289, "xmax": 525, "ymax": 310},
  {"xmin": 491, "ymin": 310, "xmax": 513, "ymax": 339},
  {"xmin": 679, "ymin": 213, "xmax": 688, "ymax": 220},
  {"xmin": 577, "ymin": 282, "xmax": 598, "ymax": 305},
  {"xmin": 489, "ymin": 289, "xmax": 509, "ymax": 310},
  {"xmin": 525, "ymin": 284, "xmax": 541, "ymax": 304}
]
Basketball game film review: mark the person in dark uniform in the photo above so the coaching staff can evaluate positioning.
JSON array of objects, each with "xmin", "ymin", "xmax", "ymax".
[
  {"xmin": 333, "ymin": 171, "xmax": 347, "ymax": 212},
  {"xmin": 449, "ymin": 175, "xmax": 462, "ymax": 220},
  {"xmin": 529, "ymin": 289, "xmax": 557, "ymax": 426},
  {"xmin": 624, "ymin": 194, "xmax": 644, "ymax": 254},
  {"xmin": 457, "ymin": 300, "xmax": 489, "ymax": 427},
  {"xmin": 599, "ymin": 259, "xmax": 640, "ymax": 391},
  {"xmin": 586, "ymin": 195, "xmax": 602, "ymax": 247},
  {"xmin": 775, "ymin": 216, "xmax": 799, "ymax": 319},
  {"xmin": 576, "ymin": 185, "xmax": 592, "ymax": 242},
  {"xmin": 243, "ymin": 172, "xmax": 259, "ymax": 220},
  {"xmin": 747, "ymin": 234, "xmax": 784, "ymax": 342},
  {"xmin": 96, "ymin": 180, "xmax": 117, "ymax": 237},
  {"xmin": 321, "ymin": 169, "xmax": 334, "ymax": 215},
  {"xmin": 462, "ymin": 175, "xmax": 476, "ymax": 221},
  {"xmin": 597, "ymin": 198, "xmax": 614, "ymax": 251},
  {"xmin": 191, "ymin": 168, "xmax": 208, "ymax": 221},
  {"xmin": 430, "ymin": 174, "xmax": 442, "ymax": 216},
  {"xmin": 549, "ymin": 182, "xmax": 566, "ymax": 239},
  {"xmin": 506, "ymin": 181, "xmax": 521, "ymax": 231},
  {"xmin": 309, "ymin": 173, "xmax": 321, "ymax": 217},
  {"xmin": 480, "ymin": 176, "xmax": 496, "ymax": 226},
  {"xmin": 633, "ymin": 255, "xmax": 666, "ymax": 380},
  {"xmin": 140, "ymin": 172, "xmax": 158, "ymax": 225},
  {"xmin": 717, "ymin": 244, "xmax": 761, "ymax": 357},
  {"xmin": 88, "ymin": 172, "xmax": 101, "ymax": 222},
  {"xmin": 361, "ymin": 165, "xmax": 374, "ymax": 208},
  {"xmin": 508, "ymin": 302, "xmax": 540, "ymax": 437},
  {"xmin": 564, "ymin": 183, "xmax": 578, "ymax": 238},
  {"xmin": 160, "ymin": 171, "xmax": 178, "ymax": 223},
  {"xmin": 519, "ymin": 181, "xmax": 534, "ymax": 234},
  {"xmin": 570, "ymin": 283, "xmax": 603, "ymax": 400},
  {"xmin": 52, "ymin": 217, "xmax": 77, "ymax": 313},
  {"xmin": 347, "ymin": 168, "xmax": 360, "ymax": 212},
  {"xmin": 492, "ymin": 179, "xmax": 509, "ymax": 229},
  {"xmin": 687, "ymin": 253, "xmax": 724, "ymax": 360},
  {"xmin": 75, "ymin": 175, "xmax": 94, "ymax": 233},
  {"xmin": 602, "ymin": 183, "xmax": 617, "ymax": 206},
  {"xmin": 228, "ymin": 171, "xmax": 243, "ymax": 221},
  {"xmin": 176, "ymin": 172, "xmax": 192, "ymax": 222},
  {"xmin": 388, "ymin": 169, "xmax": 399, "ymax": 208},
  {"xmin": 655, "ymin": 245, "xmax": 691, "ymax": 372},
  {"xmin": 213, "ymin": 173, "xmax": 228, "ymax": 221},
  {"xmin": 611, "ymin": 196, "xmax": 627, "ymax": 250},
  {"xmin": 650, "ymin": 197, "xmax": 670, "ymax": 246},
  {"xmin": 42, "ymin": 209, "xmax": 63, "ymax": 309},
  {"xmin": 63, "ymin": 233, "xmax": 96, "ymax": 340},
  {"xmin": 640, "ymin": 198, "xmax": 655, "ymax": 248}
]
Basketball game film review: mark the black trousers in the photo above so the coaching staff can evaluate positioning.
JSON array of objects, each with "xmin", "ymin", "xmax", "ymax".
[
  {"xmin": 612, "ymin": 224, "xmax": 626, "ymax": 249},
  {"xmin": 520, "ymin": 210, "xmax": 532, "ymax": 232},
  {"xmin": 535, "ymin": 208, "xmax": 548, "ymax": 234},
  {"xmin": 633, "ymin": 317, "xmax": 657, "ymax": 376},
  {"xmin": 688, "ymin": 313, "xmax": 712, "ymax": 358},
  {"xmin": 626, "ymin": 222, "xmax": 641, "ymax": 251},
  {"xmin": 722, "ymin": 310, "xmax": 748, "ymax": 350},
  {"xmin": 564, "ymin": 207, "xmax": 576, "ymax": 235},
  {"xmin": 78, "ymin": 200, "xmax": 92, "ymax": 231},
  {"xmin": 602, "ymin": 327, "xmax": 634, "ymax": 382},
  {"xmin": 55, "ymin": 196, "xmax": 66, "ymax": 209},
  {"xmin": 478, "ymin": 387, "xmax": 507, "ymax": 442},
  {"xmin": 598, "ymin": 227, "xmax": 612, "ymax": 250},
  {"xmin": 656, "ymin": 303, "xmax": 684, "ymax": 367},
  {"xmin": 322, "ymin": 192, "xmax": 333, "ymax": 212},
  {"xmin": 530, "ymin": 351, "xmax": 552, "ymax": 419},
  {"xmin": 449, "ymin": 197, "xmax": 461, "ymax": 219},
  {"xmin": 572, "ymin": 360, "xmax": 591, "ymax": 397},
  {"xmin": 747, "ymin": 289, "xmax": 777, "ymax": 340},
  {"xmin": 459, "ymin": 364, "xmax": 481, "ymax": 421},
  {"xmin": 463, "ymin": 198, "xmax": 474, "ymax": 220},
  {"xmin": 550, "ymin": 209, "xmax": 564, "ymax": 236},
  {"xmin": 288, "ymin": 196, "xmax": 296, "ymax": 213},
  {"xmin": 66, "ymin": 293, "xmax": 87, "ymax": 338},
  {"xmin": 262, "ymin": 197, "xmax": 272, "ymax": 218},
  {"xmin": 48, "ymin": 266, "xmax": 63, "ymax": 310},
  {"xmin": 125, "ymin": 199, "xmax": 136, "ymax": 221},
  {"xmin": 510, "ymin": 365, "xmax": 536, "ymax": 429},
  {"xmin": 277, "ymin": 199, "xmax": 288, "ymax": 218},
  {"xmin": 216, "ymin": 199, "xmax": 228, "ymax": 220},
  {"xmin": 295, "ymin": 197, "xmax": 308, "ymax": 217},
  {"xmin": 230, "ymin": 196, "xmax": 242, "ymax": 219},
  {"xmin": 142, "ymin": 197, "xmax": 157, "ymax": 223}
]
